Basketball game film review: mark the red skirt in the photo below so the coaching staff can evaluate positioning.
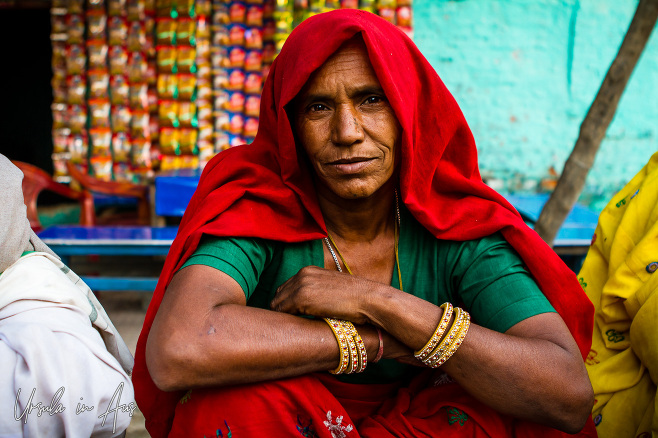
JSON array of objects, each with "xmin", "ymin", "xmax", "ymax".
[{"xmin": 168, "ymin": 370, "xmax": 596, "ymax": 437}]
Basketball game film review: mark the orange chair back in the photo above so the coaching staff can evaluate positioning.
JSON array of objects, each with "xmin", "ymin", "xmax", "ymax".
[{"xmin": 11, "ymin": 160, "xmax": 95, "ymax": 231}]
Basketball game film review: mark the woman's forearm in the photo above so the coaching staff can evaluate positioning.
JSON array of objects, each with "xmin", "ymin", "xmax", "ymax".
[
  {"xmin": 147, "ymin": 302, "xmax": 380, "ymax": 391},
  {"xmin": 363, "ymin": 285, "xmax": 593, "ymax": 432}
]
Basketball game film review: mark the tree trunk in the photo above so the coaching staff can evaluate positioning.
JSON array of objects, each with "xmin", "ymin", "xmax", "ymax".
[{"xmin": 534, "ymin": 0, "xmax": 658, "ymax": 246}]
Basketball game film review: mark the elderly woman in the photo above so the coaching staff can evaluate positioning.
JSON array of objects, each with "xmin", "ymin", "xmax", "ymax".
[{"xmin": 136, "ymin": 10, "xmax": 595, "ymax": 438}]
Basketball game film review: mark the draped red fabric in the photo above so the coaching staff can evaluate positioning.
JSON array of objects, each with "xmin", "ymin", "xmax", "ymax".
[{"xmin": 134, "ymin": 9, "xmax": 595, "ymax": 437}]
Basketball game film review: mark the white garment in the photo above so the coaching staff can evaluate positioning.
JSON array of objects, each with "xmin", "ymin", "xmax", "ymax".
[{"xmin": 0, "ymin": 253, "xmax": 135, "ymax": 437}]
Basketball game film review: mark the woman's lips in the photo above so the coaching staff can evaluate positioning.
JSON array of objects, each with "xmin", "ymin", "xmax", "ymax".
[{"xmin": 328, "ymin": 158, "xmax": 374, "ymax": 174}]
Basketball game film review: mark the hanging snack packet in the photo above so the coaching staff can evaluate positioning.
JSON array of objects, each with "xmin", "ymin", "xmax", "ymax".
[
  {"xmin": 131, "ymin": 110, "xmax": 151, "ymax": 139},
  {"xmin": 214, "ymin": 131, "xmax": 230, "ymax": 152},
  {"xmin": 196, "ymin": 0, "xmax": 211, "ymax": 16},
  {"xmin": 246, "ymin": 3, "xmax": 263, "ymax": 26},
  {"xmin": 66, "ymin": 14, "xmax": 85, "ymax": 44},
  {"xmin": 88, "ymin": 69, "xmax": 110, "ymax": 99},
  {"xmin": 244, "ymin": 71, "xmax": 262, "ymax": 94},
  {"xmin": 178, "ymin": 74, "xmax": 196, "ymax": 100},
  {"xmin": 89, "ymin": 99, "xmax": 111, "ymax": 128},
  {"xmin": 177, "ymin": 0, "xmax": 195, "ymax": 17},
  {"xmin": 86, "ymin": 10, "xmax": 108, "ymax": 40},
  {"xmin": 198, "ymin": 120, "xmax": 213, "ymax": 141},
  {"xmin": 131, "ymin": 138, "xmax": 152, "ymax": 169},
  {"xmin": 129, "ymin": 82, "xmax": 149, "ymax": 110},
  {"xmin": 158, "ymin": 100, "xmax": 180, "ymax": 127},
  {"xmin": 226, "ymin": 90, "xmax": 245, "ymax": 113},
  {"xmin": 67, "ymin": 105, "xmax": 88, "ymax": 133},
  {"xmin": 177, "ymin": 46, "xmax": 197, "ymax": 73},
  {"xmin": 178, "ymin": 101, "xmax": 197, "ymax": 128},
  {"xmin": 157, "ymin": 74, "xmax": 179, "ymax": 99},
  {"xmin": 87, "ymin": 0, "xmax": 106, "ymax": 10},
  {"xmin": 67, "ymin": 75, "xmax": 87, "ymax": 105},
  {"xmin": 397, "ymin": 6, "xmax": 411, "ymax": 27},
  {"xmin": 156, "ymin": 18, "xmax": 177, "ymax": 45},
  {"xmin": 110, "ymin": 74, "xmax": 130, "ymax": 105},
  {"xmin": 159, "ymin": 127, "xmax": 180, "ymax": 155},
  {"xmin": 108, "ymin": 0, "xmax": 127, "ymax": 16},
  {"xmin": 111, "ymin": 105, "xmax": 132, "ymax": 132},
  {"xmin": 69, "ymin": 133, "xmax": 89, "ymax": 164},
  {"xmin": 128, "ymin": 51, "xmax": 149, "ymax": 82},
  {"xmin": 228, "ymin": 23, "xmax": 246, "ymax": 45},
  {"xmin": 229, "ymin": 1, "xmax": 247, "ymax": 23},
  {"xmin": 156, "ymin": 45, "xmax": 177, "ymax": 73},
  {"xmin": 52, "ymin": 128, "xmax": 71, "ymax": 153},
  {"xmin": 90, "ymin": 156, "xmax": 113, "ymax": 181},
  {"xmin": 177, "ymin": 18, "xmax": 196, "ymax": 45},
  {"xmin": 179, "ymin": 128, "xmax": 198, "ymax": 155},
  {"xmin": 68, "ymin": 0, "xmax": 85, "ymax": 14},
  {"xmin": 228, "ymin": 112, "xmax": 244, "ymax": 135},
  {"xmin": 52, "ymin": 103, "xmax": 67, "ymax": 130},
  {"xmin": 90, "ymin": 127, "xmax": 112, "ymax": 157},
  {"xmin": 244, "ymin": 94, "xmax": 260, "ymax": 117},
  {"xmin": 109, "ymin": 45, "xmax": 128, "ymax": 75},
  {"xmin": 244, "ymin": 27, "xmax": 262, "ymax": 49},
  {"xmin": 87, "ymin": 41, "xmax": 109, "ymax": 70},
  {"xmin": 197, "ymin": 78, "xmax": 212, "ymax": 100},
  {"xmin": 244, "ymin": 49, "xmax": 262, "ymax": 72},
  {"xmin": 226, "ymin": 68, "xmax": 245, "ymax": 90},
  {"xmin": 108, "ymin": 16, "xmax": 128, "ymax": 45},
  {"xmin": 197, "ymin": 100, "xmax": 212, "ymax": 122},
  {"xmin": 66, "ymin": 45, "xmax": 86, "ymax": 75},
  {"xmin": 214, "ymin": 110, "xmax": 230, "ymax": 132},
  {"xmin": 112, "ymin": 132, "xmax": 132, "ymax": 162},
  {"xmin": 113, "ymin": 162, "xmax": 134, "ymax": 182},
  {"xmin": 128, "ymin": 0, "xmax": 147, "ymax": 20},
  {"xmin": 243, "ymin": 116, "xmax": 258, "ymax": 138},
  {"xmin": 228, "ymin": 46, "xmax": 246, "ymax": 68}
]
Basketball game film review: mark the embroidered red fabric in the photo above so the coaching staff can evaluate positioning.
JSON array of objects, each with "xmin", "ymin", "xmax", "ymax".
[{"xmin": 134, "ymin": 9, "xmax": 595, "ymax": 437}]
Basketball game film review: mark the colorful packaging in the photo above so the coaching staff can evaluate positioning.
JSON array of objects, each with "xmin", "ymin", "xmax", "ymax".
[{"xmin": 110, "ymin": 75, "xmax": 130, "ymax": 105}]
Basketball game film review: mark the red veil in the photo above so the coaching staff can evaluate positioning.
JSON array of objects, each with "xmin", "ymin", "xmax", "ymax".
[{"xmin": 134, "ymin": 9, "xmax": 594, "ymax": 437}]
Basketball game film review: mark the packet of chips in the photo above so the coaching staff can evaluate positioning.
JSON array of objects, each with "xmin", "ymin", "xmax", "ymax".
[
  {"xmin": 177, "ymin": 46, "xmax": 196, "ymax": 73},
  {"xmin": 110, "ymin": 75, "xmax": 130, "ymax": 105},
  {"xmin": 112, "ymin": 132, "xmax": 132, "ymax": 162},
  {"xmin": 69, "ymin": 132, "xmax": 89, "ymax": 164},
  {"xmin": 244, "ymin": 94, "xmax": 260, "ymax": 117},
  {"xmin": 131, "ymin": 138, "xmax": 152, "ymax": 169},
  {"xmin": 177, "ymin": 18, "xmax": 196, "ymax": 45},
  {"xmin": 67, "ymin": 75, "xmax": 87, "ymax": 105},
  {"xmin": 108, "ymin": 0, "xmax": 126, "ymax": 16},
  {"xmin": 156, "ymin": 45, "xmax": 177, "ymax": 73},
  {"xmin": 178, "ymin": 101, "xmax": 197, "ymax": 128},
  {"xmin": 52, "ymin": 128, "xmax": 71, "ymax": 153},
  {"xmin": 66, "ymin": 45, "xmax": 86, "ymax": 75},
  {"xmin": 68, "ymin": 0, "xmax": 85, "ymax": 14},
  {"xmin": 90, "ymin": 156, "xmax": 113, "ymax": 181},
  {"xmin": 179, "ymin": 128, "xmax": 198, "ymax": 154},
  {"xmin": 131, "ymin": 110, "xmax": 151, "ymax": 138},
  {"xmin": 52, "ymin": 103, "xmax": 67, "ymax": 130},
  {"xmin": 129, "ymin": 82, "xmax": 149, "ymax": 109},
  {"xmin": 128, "ymin": 0, "xmax": 147, "ymax": 20},
  {"xmin": 156, "ymin": 18, "xmax": 177, "ymax": 45},
  {"xmin": 229, "ymin": 1, "xmax": 247, "ymax": 23},
  {"xmin": 67, "ymin": 105, "xmax": 88, "ymax": 133},
  {"xmin": 89, "ymin": 99, "xmax": 111, "ymax": 128},
  {"xmin": 87, "ymin": 41, "xmax": 109, "ymax": 70},
  {"xmin": 86, "ymin": 10, "xmax": 107, "ymax": 40},
  {"xmin": 243, "ymin": 116, "xmax": 258, "ymax": 138},
  {"xmin": 108, "ymin": 16, "xmax": 128, "ymax": 45},
  {"xmin": 158, "ymin": 100, "xmax": 179, "ymax": 127},
  {"xmin": 67, "ymin": 14, "xmax": 85, "ymax": 44},
  {"xmin": 228, "ymin": 112, "xmax": 244, "ymax": 135},
  {"xmin": 111, "ymin": 105, "xmax": 132, "ymax": 132},
  {"xmin": 197, "ymin": 100, "xmax": 212, "ymax": 122},
  {"xmin": 88, "ymin": 69, "xmax": 110, "ymax": 99},
  {"xmin": 157, "ymin": 74, "xmax": 178, "ymax": 99},
  {"xmin": 109, "ymin": 46, "xmax": 128, "ymax": 74},
  {"xmin": 177, "ymin": 74, "xmax": 196, "ymax": 100},
  {"xmin": 159, "ymin": 127, "xmax": 180, "ymax": 155},
  {"xmin": 90, "ymin": 127, "xmax": 112, "ymax": 157}
]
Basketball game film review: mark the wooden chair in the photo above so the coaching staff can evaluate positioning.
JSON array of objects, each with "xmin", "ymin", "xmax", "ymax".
[
  {"xmin": 12, "ymin": 160, "xmax": 95, "ymax": 232},
  {"xmin": 66, "ymin": 161, "xmax": 151, "ymax": 225}
]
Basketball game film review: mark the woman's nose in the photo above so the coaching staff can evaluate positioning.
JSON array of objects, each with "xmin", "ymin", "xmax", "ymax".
[{"xmin": 331, "ymin": 104, "xmax": 365, "ymax": 146}]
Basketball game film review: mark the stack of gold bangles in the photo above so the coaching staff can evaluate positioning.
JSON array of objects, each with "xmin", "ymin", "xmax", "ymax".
[
  {"xmin": 414, "ymin": 302, "xmax": 471, "ymax": 368},
  {"xmin": 324, "ymin": 318, "xmax": 368, "ymax": 374}
]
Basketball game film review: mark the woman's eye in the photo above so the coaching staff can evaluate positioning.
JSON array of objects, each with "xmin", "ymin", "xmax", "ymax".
[
  {"xmin": 364, "ymin": 96, "xmax": 384, "ymax": 105},
  {"xmin": 308, "ymin": 103, "xmax": 328, "ymax": 112}
]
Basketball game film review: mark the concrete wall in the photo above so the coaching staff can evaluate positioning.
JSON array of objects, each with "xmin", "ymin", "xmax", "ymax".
[{"xmin": 414, "ymin": 0, "xmax": 657, "ymax": 211}]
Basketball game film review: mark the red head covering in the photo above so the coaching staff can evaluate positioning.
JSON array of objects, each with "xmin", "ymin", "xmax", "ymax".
[{"xmin": 134, "ymin": 9, "xmax": 594, "ymax": 437}]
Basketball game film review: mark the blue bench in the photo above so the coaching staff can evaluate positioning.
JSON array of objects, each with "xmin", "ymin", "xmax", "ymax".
[{"xmin": 38, "ymin": 226, "xmax": 178, "ymax": 292}]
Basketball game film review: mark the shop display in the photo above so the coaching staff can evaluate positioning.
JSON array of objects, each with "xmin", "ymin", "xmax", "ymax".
[{"xmin": 50, "ymin": 0, "xmax": 413, "ymax": 179}]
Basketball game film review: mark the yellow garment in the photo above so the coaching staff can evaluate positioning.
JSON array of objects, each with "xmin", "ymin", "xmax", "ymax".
[{"xmin": 580, "ymin": 151, "xmax": 658, "ymax": 438}]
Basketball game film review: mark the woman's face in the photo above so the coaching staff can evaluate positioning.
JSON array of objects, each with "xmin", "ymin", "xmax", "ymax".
[{"xmin": 292, "ymin": 39, "xmax": 401, "ymax": 200}]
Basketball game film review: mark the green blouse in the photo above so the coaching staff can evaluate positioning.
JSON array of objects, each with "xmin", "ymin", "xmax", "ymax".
[{"xmin": 182, "ymin": 206, "xmax": 554, "ymax": 383}]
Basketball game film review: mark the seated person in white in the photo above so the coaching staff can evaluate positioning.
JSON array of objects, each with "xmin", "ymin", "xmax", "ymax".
[{"xmin": 0, "ymin": 154, "xmax": 135, "ymax": 437}]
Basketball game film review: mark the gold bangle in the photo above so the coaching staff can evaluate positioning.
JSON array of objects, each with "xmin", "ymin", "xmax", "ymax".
[
  {"xmin": 341, "ymin": 321, "xmax": 360, "ymax": 374},
  {"xmin": 325, "ymin": 318, "xmax": 350, "ymax": 374},
  {"xmin": 342, "ymin": 321, "xmax": 368, "ymax": 373},
  {"xmin": 424, "ymin": 307, "xmax": 466, "ymax": 367},
  {"xmin": 432, "ymin": 311, "xmax": 470, "ymax": 368},
  {"xmin": 414, "ymin": 302, "xmax": 453, "ymax": 361}
]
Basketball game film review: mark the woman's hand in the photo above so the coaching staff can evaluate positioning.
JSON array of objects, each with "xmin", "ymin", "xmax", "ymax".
[{"xmin": 271, "ymin": 265, "xmax": 391, "ymax": 324}]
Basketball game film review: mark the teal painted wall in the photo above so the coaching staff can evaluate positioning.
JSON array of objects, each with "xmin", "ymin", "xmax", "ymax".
[{"xmin": 414, "ymin": 0, "xmax": 657, "ymax": 211}]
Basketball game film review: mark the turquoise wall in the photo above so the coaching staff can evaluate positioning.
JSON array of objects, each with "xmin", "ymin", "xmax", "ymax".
[{"xmin": 414, "ymin": 0, "xmax": 657, "ymax": 211}]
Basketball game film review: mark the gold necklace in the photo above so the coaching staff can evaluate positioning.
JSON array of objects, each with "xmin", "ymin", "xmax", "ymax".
[{"xmin": 323, "ymin": 191, "xmax": 403, "ymax": 291}]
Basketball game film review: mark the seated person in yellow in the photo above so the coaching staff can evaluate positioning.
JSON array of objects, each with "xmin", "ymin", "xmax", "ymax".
[{"xmin": 581, "ymin": 151, "xmax": 658, "ymax": 437}]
